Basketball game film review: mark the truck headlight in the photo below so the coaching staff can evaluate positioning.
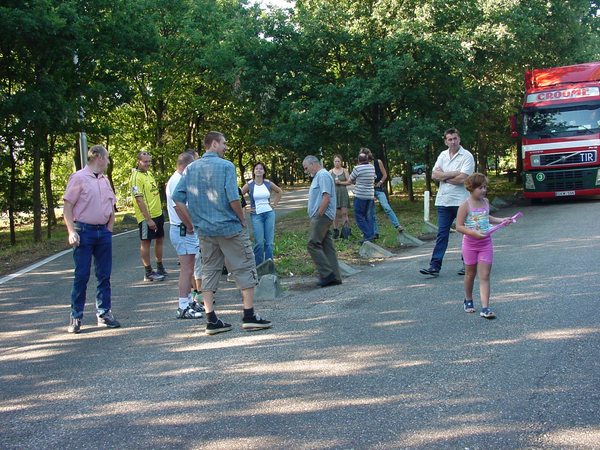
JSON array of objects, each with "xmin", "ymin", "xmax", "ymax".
[{"xmin": 531, "ymin": 155, "xmax": 540, "ymax": 166}]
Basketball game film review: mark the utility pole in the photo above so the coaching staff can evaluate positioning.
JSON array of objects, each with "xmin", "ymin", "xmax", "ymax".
[{"xmin": 73, "ymin": 51, "xmax": 87, "ymax": 168}]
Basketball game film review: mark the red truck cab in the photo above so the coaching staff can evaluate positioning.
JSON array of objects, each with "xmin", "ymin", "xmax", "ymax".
[{"xmin": 517, "ymin": 62, "xmax": 600, "ymax": 199}]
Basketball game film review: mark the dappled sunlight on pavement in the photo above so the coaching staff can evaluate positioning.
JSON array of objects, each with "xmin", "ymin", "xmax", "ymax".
[{"xmin": 2, "ymin": 198, "xmax": 600, "ymax": 448}]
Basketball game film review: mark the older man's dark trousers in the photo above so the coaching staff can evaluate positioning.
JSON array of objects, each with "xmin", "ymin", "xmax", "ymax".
[{"xmin": 307, "ymin": 215, "xmax": 341, "ymax": 281}]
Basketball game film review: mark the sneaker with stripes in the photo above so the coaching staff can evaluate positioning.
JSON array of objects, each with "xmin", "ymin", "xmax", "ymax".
[{"xmin": 176, "ymin": 306, "xmax": 203, "ymax": 319}]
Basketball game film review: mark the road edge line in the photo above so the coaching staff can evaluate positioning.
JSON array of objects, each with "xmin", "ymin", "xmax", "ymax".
[{"xmin": 0, "ymin": 228, "xmax": 138, "ymax": 286}]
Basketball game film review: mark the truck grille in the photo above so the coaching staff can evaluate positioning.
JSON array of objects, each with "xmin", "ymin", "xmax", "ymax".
[
  {"xmin": 544, "ymin": 170, "xmax": 585, "ymax": 190},
  {"xmin": 536, "ymin": 150, "xmax": 597, "ymax": 167}
]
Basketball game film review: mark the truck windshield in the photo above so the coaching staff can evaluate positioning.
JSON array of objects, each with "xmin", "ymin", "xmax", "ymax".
[{"xmin": 524, "ymin": 106, "xmax": 600, "ymax": 137}]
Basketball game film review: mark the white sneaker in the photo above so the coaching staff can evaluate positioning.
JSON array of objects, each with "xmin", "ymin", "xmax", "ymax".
[{"xmin": 176, "ymin": 306, "xmax": 203, "ymax": 319}]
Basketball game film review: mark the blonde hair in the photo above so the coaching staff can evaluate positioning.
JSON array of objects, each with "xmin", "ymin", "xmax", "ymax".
[{"xmin": 88, "ymin": 145, "xmax": 107, "ymax": 161}]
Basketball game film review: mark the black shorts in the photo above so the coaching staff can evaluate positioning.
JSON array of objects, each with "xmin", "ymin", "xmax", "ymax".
[{"xmin": 139, "ymin": 214, "xmax": 165, "ymax": 241}]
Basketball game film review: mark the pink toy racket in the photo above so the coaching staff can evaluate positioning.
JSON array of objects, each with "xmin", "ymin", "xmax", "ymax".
[{"xmin": 487, "ymin": 212, "xmax": 523, "ymax": 235}]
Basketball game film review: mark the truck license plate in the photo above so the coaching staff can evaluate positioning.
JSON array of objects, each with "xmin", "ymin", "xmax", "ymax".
[{"xmin": 555, "ymin": 191, "xmax": 575, "ymax": 197}]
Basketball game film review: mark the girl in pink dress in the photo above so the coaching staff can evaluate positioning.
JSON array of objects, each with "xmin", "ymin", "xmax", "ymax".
[{"xmin": 456, "ymin": 173, "xmax": 511, "ymax": 319}]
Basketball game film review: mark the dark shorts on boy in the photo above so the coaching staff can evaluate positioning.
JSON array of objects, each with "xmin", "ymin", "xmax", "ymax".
[{"xmin": 139, "ymin": 214, "xmax": 165, "ymax": 241}]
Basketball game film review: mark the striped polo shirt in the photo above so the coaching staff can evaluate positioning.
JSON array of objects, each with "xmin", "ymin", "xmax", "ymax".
[{"xmin": 349, "ymin": 163, "xmax": 375, "ymax": 200}]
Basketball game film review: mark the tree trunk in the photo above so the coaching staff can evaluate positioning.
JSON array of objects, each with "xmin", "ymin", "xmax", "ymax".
[
  {"xmin": 405, "ymin": 161, "xmax": 415, "ymax": 202},
  {"xmin": 425, "ymin": 143, "xmax": 435, "ymax": 194},
  {"xmin": 8, "ymin": 139, "xmax": 17, "ymax": 245},
  {"xmin": 32, "ymin": 135, "xmax": 43, "ymax": 243},
  {"xmin": 381, "ymin": 142, "xmax": 392, "ymax": 194},
  {"xmin": 477, "ymin": 136, "xmax": 487, "ymax": 173},
  {"xmin": 236, "ymin": 153, "xmax": 246, "ymax": 186},
  {"xmin": 105, "ymin": 135, "xmax": 118, "ymax": 212},
  {"xmin": 153, "ymin": 99, "xmax": 168, "ymax": 206},
  {"xmin": 287, "ymin": 160, "xmax": 294, "ymax": 186},
  {"xmin": 194, "ymin": 114, "xmax": 202, "ymax": 151},
  {"xmin": 270, "ymin": 155, "xmax": 279, "ymax": 185},
  {"xmin": 186, "ymin": 115, "xmax": 193, "ymax": 149},
  {"xmin": 105, "ymin": 134, "xmax": 116, "ymax": 191},
  {"xmin": 44, "ymin": 135, "xmax": 57, "ymax": 238}
]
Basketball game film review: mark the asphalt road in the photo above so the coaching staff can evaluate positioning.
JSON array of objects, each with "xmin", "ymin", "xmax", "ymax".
[{"xmin": 1, "ymin": 194, "xmax": 599, "ymax": 449}]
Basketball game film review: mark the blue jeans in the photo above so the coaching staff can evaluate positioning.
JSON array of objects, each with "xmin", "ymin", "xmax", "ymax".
[
  {"xmin": 429, "ymin": 206, "xmax": 460, "ymax": 271},
  {"xmin": 70, "ymin": 222, "xmax": 113, "ymax": 319},
  {"xmin": 354, "ymin": 197, "xmax": 375, "ymax": 241},
  {"xmin": 372, "ymin": 189, "xmax": 400, "ymax": 234},
  {"xmin": 251, "ymin": 210, "xmax": 275, "ymax": 265}
]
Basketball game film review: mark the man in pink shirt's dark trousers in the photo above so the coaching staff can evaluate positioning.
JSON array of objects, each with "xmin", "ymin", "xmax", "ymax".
[{"xmin": 63, "ymin": 145, "xmax": 120, "ymax": 334}]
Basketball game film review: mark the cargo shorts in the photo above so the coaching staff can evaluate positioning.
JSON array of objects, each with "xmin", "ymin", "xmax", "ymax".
[{"xmin": 199, "ymin": 229, "xmax": 257, "ymax": 292}]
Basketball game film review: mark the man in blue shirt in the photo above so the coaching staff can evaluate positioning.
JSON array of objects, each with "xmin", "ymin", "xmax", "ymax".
[
  {"xmin": 173, "ymin": 131, "xmax": 272, "ymax": 335},
  {"xmin": 303, "ymin": 155, "xmax": 342, "ymax": 287}
]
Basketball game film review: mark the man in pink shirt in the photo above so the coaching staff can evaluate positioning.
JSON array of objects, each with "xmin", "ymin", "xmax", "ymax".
[{"xmin": 63, "ymin": 145, "xmax": 120, "ymax": 333}]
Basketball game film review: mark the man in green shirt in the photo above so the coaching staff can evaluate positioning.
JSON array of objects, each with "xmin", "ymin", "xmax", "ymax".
[{"xmin": 130, "ymin": 151, "xmax": 166, "ymax": 282}]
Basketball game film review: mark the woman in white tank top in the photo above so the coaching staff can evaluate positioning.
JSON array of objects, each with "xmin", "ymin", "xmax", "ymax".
[{"xmin": 241, "ymin": 162, "xmax": 283, "ymax": 265}]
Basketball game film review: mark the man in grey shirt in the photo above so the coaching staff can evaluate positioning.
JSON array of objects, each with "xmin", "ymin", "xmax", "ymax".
[{"xmin": 303, "ymin": 155, "xmax": 342, "ymax": 287}]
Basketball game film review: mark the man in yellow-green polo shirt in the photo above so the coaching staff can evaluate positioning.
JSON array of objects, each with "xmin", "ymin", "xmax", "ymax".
[{"xmin": 130, "ymin": 151, "xmax": 167, "ymax": 282}]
